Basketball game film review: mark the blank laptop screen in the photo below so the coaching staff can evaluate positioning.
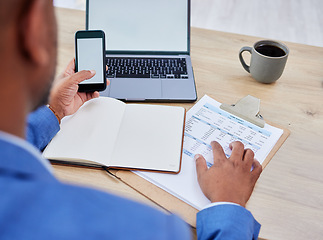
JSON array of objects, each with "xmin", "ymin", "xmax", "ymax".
[{"xmin": 87, "ymin": 0, "xmax": 188, "ymax": 52}]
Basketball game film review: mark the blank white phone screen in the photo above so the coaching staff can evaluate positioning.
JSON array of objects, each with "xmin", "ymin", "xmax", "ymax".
[{"xmin": 77, "ymin": 38, "xmax": 104, "ymax": 84}]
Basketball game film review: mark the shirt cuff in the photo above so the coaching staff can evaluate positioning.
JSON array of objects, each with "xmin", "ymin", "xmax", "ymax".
[
  {"xmin": 202, "ymin": 202, "xmax": 240, "ymax": 211},
  {"xmin": 26, "ymin": 106, "xmax": 60, "ymax": 151}
]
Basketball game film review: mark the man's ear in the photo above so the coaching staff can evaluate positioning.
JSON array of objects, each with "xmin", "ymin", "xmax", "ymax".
[{"xmin": 19, "ymin": 0, "xmax": 49, "ymax": 66}]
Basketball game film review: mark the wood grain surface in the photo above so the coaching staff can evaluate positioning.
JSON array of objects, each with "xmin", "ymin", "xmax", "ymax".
[{"xmin": 53, "ymin": 7, "xmax": 323, "ymax": 240}]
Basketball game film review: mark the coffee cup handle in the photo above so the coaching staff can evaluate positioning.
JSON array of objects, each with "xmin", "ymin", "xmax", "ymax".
[{"xmin": 239, "ymin": 46, "xmax": 252, "ymax": 73}]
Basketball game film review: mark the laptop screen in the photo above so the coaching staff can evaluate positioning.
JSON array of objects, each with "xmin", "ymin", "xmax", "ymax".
[{"xmin": 87, "ymin": 0, "xmax": 189, "ymax": 53}]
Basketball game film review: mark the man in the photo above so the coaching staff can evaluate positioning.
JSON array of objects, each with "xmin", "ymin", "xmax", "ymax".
[{"xmin": 0, "ymin": 0, "xmax": 262, "ymax": 239}]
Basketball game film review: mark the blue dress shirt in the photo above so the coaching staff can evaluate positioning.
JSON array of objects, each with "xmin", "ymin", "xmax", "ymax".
[
  {"xmin": 0, "ymin": 105, "xmax": 261, "ymax": 239},
  {"xmin": 26, "ymin": 105, "xmax": 60, "ymax": 151}
]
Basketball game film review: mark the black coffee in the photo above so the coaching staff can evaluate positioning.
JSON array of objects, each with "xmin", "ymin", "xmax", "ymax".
[{"xmin": 255, "ymin": 44, "xmax": 286, "ymax": 57}]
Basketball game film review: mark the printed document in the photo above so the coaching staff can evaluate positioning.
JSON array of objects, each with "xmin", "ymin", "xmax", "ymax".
[{"xmin": 135, "ymin": 95, "xmax": 284, "ymax": 210}]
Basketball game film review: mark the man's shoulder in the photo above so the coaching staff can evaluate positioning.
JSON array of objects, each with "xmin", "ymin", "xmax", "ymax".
[
  {"xmin": 0, "ymin": 176, "xmax": 190, "ymax": 239},
  {"xmin": 0, "ymin": 135, "xmax": 190, "ymax": 240}
]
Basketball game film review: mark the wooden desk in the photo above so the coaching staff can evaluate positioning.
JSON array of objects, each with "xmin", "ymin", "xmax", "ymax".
[{"xmin": 54, "ymin": 7, "xmax": 323, "ymax": 240}]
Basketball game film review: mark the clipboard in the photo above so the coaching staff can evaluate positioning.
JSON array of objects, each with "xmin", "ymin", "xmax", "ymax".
[{"xmin": 114, "ymin": 95, "xmax": 290, "ymax": 227}]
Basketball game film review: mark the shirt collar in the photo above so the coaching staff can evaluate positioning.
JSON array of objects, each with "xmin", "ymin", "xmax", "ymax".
[{"xmin": 0, "ymin": 130, "xmax": 54, "ymax": 175}]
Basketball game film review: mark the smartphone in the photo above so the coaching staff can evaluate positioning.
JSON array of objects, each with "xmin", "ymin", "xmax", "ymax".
[{"xmin": 75, "ymin": 30, "xmax": 106, "ymax": 92}]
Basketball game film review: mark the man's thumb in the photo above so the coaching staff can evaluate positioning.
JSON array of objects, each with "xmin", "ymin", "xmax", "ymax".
[{"xmin": 71, "ymin": 70, "xmax": 96, "ymax": 84}]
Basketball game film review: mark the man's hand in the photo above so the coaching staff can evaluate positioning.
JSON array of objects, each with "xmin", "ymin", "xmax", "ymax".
[
  {"xmin": 48, "ymin": 59, "xmax": 108, "ymax": 121},
  {"xmin": 195, "ymin": 141, "xmax": 262, "ymax": 207}
]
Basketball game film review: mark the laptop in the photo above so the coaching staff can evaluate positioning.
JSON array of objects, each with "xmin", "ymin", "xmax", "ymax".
[{"xmin": 86, "ymin": 0, "xmax": 197, "ymax": 102}]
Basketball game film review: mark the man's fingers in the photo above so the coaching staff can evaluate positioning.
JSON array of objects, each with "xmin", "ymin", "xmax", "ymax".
[
  {"xmin": 251, "ymin": 159, "xmax": 262, "ymax": 182},
  {"xmin": 93, "ymin": 91, "xmax": 100, "ymax": 98},
  {"xmin": 70, "ymin": 70, "xmax": 96, "ymax": 84},
  {"xmin": 195, "ymin": 154, "xmax": 208, "ymax": 181},
  {"xmin": 243, "ymin": 148, "xmax": 255, "ymax": 169},
  {"xmin": 79, "ymin": 91, "xmax": 100, "ymax": 103},
  {"xmin": 88, "ymin": 91, "xmax": 100, "ymax": 100},
  {"xmin": 229, "ymin": 141, "xmax": 245, "ymax": 163},
  {"xmin": 64, "ymin": 58, "xmax": 76, "ymax": 76},
  {"xmin": 211, "ymin": 141, "xmax": 227, "ymax": 164},
  {"xmin": 66, "ymin": 58, "xmax": 75, "ymax": 70}
]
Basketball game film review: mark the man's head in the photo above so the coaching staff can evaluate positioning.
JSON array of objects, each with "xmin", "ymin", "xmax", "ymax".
[
  {"xmin": 0, "ymin": 0, "xmax": 57, "ymax": 110},
  {"xmin": 0, "ymin": 0, "xmax": 57, "ymax": 136}
]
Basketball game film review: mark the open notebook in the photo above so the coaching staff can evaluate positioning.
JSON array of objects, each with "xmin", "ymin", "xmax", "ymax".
[{"xmin": 43, "ymin": 97, "xmax": 186, "ymax": 173}]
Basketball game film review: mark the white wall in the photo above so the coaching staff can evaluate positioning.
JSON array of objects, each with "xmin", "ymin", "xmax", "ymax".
[{"xmin": 54, "ymin": 0, "xmax": 323, "ymax": 47}]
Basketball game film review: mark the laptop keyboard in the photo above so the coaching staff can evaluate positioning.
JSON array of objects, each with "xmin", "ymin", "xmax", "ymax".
[{"xmin": 106, "ymin": 57, "xmax": 188, "ymax": 79}]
